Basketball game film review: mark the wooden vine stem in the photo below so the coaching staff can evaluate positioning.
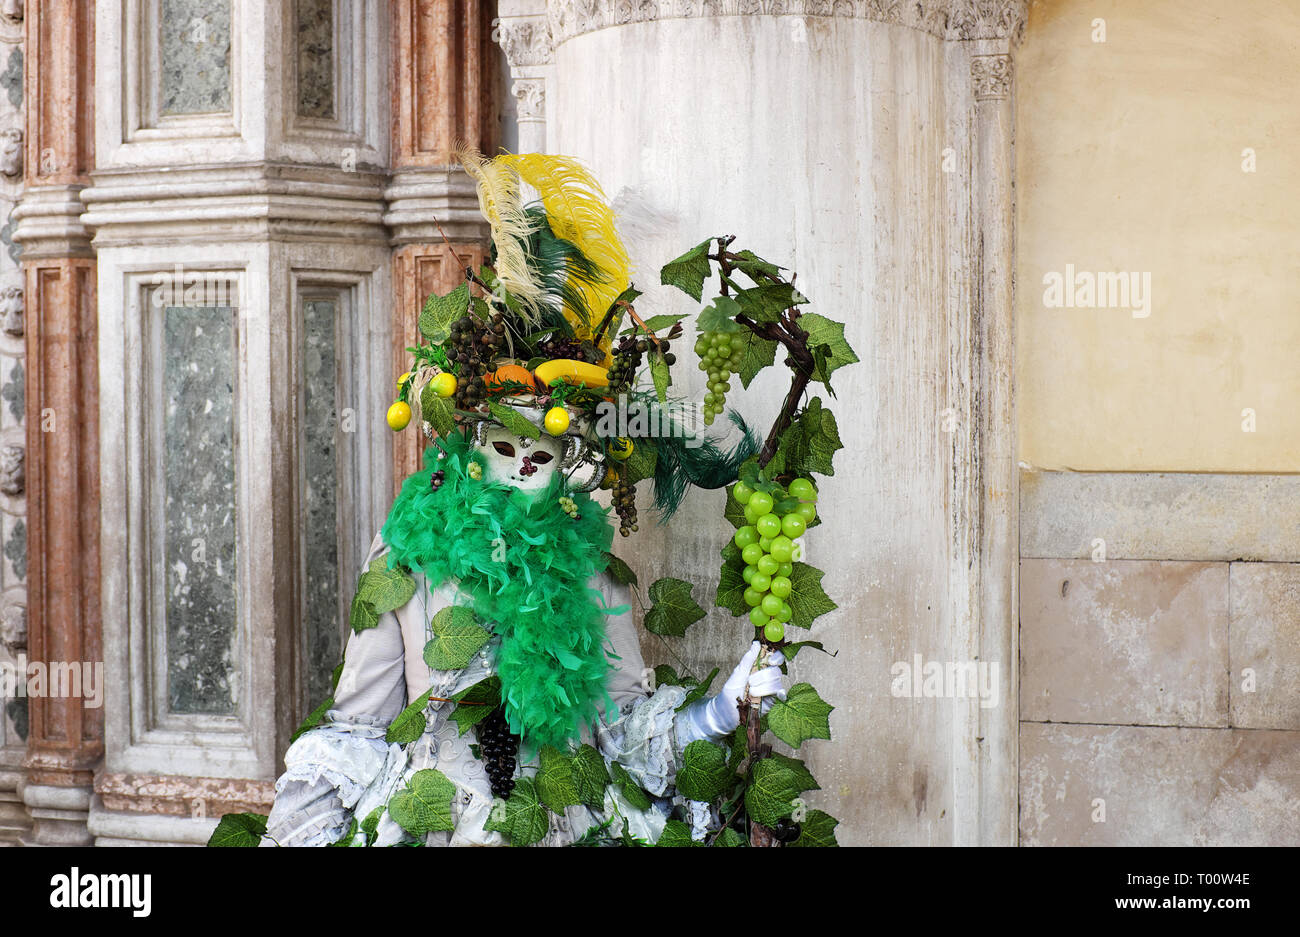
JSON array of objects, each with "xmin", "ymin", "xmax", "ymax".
[{"xmin": 712, "ymin": 235, "xmax": 817, "ymax": 847}]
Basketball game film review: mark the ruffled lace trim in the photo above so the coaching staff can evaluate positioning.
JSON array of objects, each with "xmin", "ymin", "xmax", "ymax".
[
  {"xmin": 278, "ymin": 723, "xmax": 393, "ymax": 809},
  {"xmin": 596, "ymin": 685, "xmax": 688, "ymax": 797}
]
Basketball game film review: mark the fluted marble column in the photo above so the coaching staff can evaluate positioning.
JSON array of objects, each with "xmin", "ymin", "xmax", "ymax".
[
  {"xmin": 537, "ymin": 0, "xmax": 1027, "ymax": 846},
  {"xmin": 10, "ymin": 0, "xmax": 100, "ymax": 846}
]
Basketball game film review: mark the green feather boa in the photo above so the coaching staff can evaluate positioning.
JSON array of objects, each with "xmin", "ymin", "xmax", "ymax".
[{"xmin": 379, "ymin": 432, "xmax": 618, "ymax": 751}]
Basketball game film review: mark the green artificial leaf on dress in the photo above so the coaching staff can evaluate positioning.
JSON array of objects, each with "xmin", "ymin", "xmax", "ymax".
[
  {"xmin": 349, "ymin": 593, "xmax": 379, "ymax": 634},
  {"xmin": 654, "ymin": 819, "xmax": 704, "ymax": 847},
  {"xmin": 386, "ymin": 687, "xmax": 435, "ymax": 744},
  {"xmin": 423, "ymin": 606, "xmax": 491, "ymax": 670},
  {"xmin": 389, "ymin": 768, "xmax": 457, "ymax": 837},
  {"xmin": 483, "ymin": 777, "xmax": 549, "ymax": 847},
  {"xmin": 608, "ymin": 761, "xmax": 652, "ymax": 811},
  {"xmin": 675, "ymin": 740, "xmax": 735, "ymax": 802},
  {"xmin": 359, "ymin": 557, "xmax": 417, "ymax": 614},
  {"xmin": 207, "ymin": 812, "xmax": 268, "ymax": 847},
  {"xmin": 449, "ymin": 676, "xmax": 500, "ymax": 735}
]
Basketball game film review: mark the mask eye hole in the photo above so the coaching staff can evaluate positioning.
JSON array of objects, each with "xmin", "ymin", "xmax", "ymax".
[
  {"xmin": 492, "ymin": 441, "xmax": 516, "ymax": 458},
  {"xmin": 530, "ymin": 451, "xmax": 554, "ymax": 465}
]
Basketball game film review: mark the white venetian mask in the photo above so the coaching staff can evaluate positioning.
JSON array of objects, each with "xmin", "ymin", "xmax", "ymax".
[{"xmin": 477, "ymin": 426, "xmax": 564, "ymax": 492}]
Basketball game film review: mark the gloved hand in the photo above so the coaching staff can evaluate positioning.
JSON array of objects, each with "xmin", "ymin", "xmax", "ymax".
[{"xmin": 675, "ymin": 642, "xmax": 786, "ymax": 746}]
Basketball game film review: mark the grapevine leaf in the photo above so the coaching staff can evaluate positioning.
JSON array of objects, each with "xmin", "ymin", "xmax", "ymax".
[
  {"xmin": 654, "ymin": 664, "xmax": 682, "ymax": 687},
  {"xmin": 419, "ymin": 283, "xmax": 469, "ymax": 344},
  {"xmin": 799, "ymin": 313, "xmax": 860, "ymax": 385},
  {"xmin": 677, "ymin": 667, "xmax": 719, "ymax": 711},
  {"xmin": 536, "ymin": 746, "xmax": 582, "ymax": 815},
  {"xmin": 717, "ymin": 542, "xmax": 748, "ymax": 617},
  {"xmin": 386, "ymin": 686, "xmax": 435, "ymax": 743},
  {"xmin": 487, "ymin": 400, "xmax": 542, "ymax": 440},
  {"xmin": 650, "ymin": 349, "xmax": 670, "ymax": 404},
  {"xmin": 655, "ymin": 819, "xmax": 704, "ymax": 847},
  {"xmin": 676, "ymin": 740, "xmax": 735, "ymax": 802},
  {"xmin": 349, "ymin": 594, "xmax": 379, "ymax": 634},
  {"xmin": 602, "ymin": 552, "xmax": 638, "ymax": 587},
  {"xmin": 359, "ymin": 558, "xmax": 417, "ymax": 614},
  {"xmin": 620, "ymin": 436, "xmax": 658, "ymax": 485},
  {"xmin": 328, "ymin": 817, "xmax": 358, "ymax": 847},
  {"xmin": 660, "ymin": 239, "xmax": 715, "ymax": 301},
  {"xmin": 787, "ymin": 562, "xmax": 837, "ymax": 630},
  {"xmin": 644, "ymin": 577, "xmax": 706, "ymax": 637},
  {"xmin": 608, "ymin": 762, "xmax": 652, "ymax": 811},
  {"xmin": 360, "ymin": 807, "xmax": 384, "ymax": 847},
  {"xmin": 637, "ymin": 313, "xmax": 687, "ymax": 333},
  {"xmin": 713, "ymin": 827, "xmax": 749, "ymax": 847},
  {"xmin": 768, "ymin": 397, "xmax": 843, "ymax": 477},
  {"xmin": 736, "ymin": 331, "xmax": 778, "ymax": 389},
  {"xmin": 570, "ymin": 744, "xmax": 611, "ymax": 809},
  {"xmin": 730, "ymin": 250, "xmax": 783, "ymax": 282},
  {"xmin": 449, "ymin": 676, "xmax": 500, "ymax": 735},
  {"xmin": 766, "ymin": 682, "xmax": 834, "ymax": 748},
  {"xmin": 207, "ymin": 812, "xmax": 268, "ymax": 847},
  {"xmin": 732, "ymin": 283, "xmax": 808, "ymax": 325},
  {"xmin": 599, "ymin": 286, "xmax": 642, "ymax": 340},
  {"xmin": 783, "ymin": 640, "xmax": 834, "ymax": 661},
  {"xmin": 766, "ymin": 752, "xmax": 821, "ymax": 792},
  {"xmin": 483, "ymin": 778, "xmax": 549, "ymax": 847},
  {"xmin": 728, "ymin": 726, "xmax": 747, "ymax": 770},
  {"xmin": 744, "ymin": 757, "xmax": 818, "ymax": 828},
  {"xmin": 423, "ymin": 606, "xmax": 490, "ymax": 670},
  {"xmin": 419, "ymin": 385, "xmax": 455, "ymax": 438},
  {"xmin": 723, "ymin": 484, "xmax": 747, "ymax": 529},
  {"xmin": 290, "ymin": 694, "xmax": 334, "ymax": 744},
  {"xmin": 789, "ymin": 809, "xmax": 840, "ymax": 847},
  {"xmin": 388, "ymin": 768, "xmax": 457, "ymax": 837},
  {"xmin": 696, "ymin": 296, "xmax": 744, "ymax": 334}
]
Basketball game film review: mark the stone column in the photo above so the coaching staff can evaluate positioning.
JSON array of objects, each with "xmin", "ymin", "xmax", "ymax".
[
  {"xmin": 386, "ymin": 0, "xmax": 497, "ymax": 494},
  {"xmin": 10, "ymin": 0, "xmax": 100, "ymax": 846},
  {"xmin": 497, "ymin": 0, "xmax": 553, "ymax": 155},
  {"xmin": 543, "ymin": 0, "xmax": 1027, "ymax": 845}
]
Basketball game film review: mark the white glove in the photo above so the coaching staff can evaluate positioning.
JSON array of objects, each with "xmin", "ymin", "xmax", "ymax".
[{"xmin": 676, "ymin": 642, "xmax": 786, "ymax": 746}]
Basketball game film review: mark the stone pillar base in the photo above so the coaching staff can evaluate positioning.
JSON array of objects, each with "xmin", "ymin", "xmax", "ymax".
[
  {"xmin": 0, "ymin": 767, "xmax": 31, "ymax": 846},
  {"xmin": 19, "ymin": 782, "xmax": 93, "ymax": 846},
  {"xmin": 87, "ymin": 796, "xmax": 216, "ymax": 847}
]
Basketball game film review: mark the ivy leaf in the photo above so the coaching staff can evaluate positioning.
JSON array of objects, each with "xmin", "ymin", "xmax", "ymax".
[
  {"xmin": 419, "ymin": 385, "xmax": 455, "ymax": 438},
  {"xmin": 484, "ymin": 777, "xmax": 549, "ymax": 847},
  {"xmin": 487, "ymin": 400, "xmax": 542, "ymax": 440},
  {"xmin": 789, "ymin": 809, "xmax": 840, "ymax": 847},
  {"xmin": 713, "ymin": 827, "xmax": 748, "ymax": 847},
  {"xmin": 535, "ymin": 746, "xmax": 582, "ymax": 815},
  {"xmin": 676, "ymin": 740, "xmax": 735, "ymax": 802},
  {"xmin": 449, "ymin": 676, "xmax": 500, "ymax": 735},
  {"xmin": 423, "ymin": 606, "xmax": 490, "ymax": 670},
  {"xmin": 207, "ymin": 812, "xmax": 267, "ymax": 847},
  {"xmin": 419, "ymin": 282, "xmax": 469, "ymax": 344},
  {"xmin": 677, "ymin": 667, "xmax": 719, "ymax": 711},
  {"xmin": 736, "ymin": 330, "xmax": 778, "ymax": 389},
  {"xmin": 620, "ymin": 435, "xmax": 658, "ymax": 485},
  {"xmin": 660, "ymin": 238, "xmax": 715, "ymax": 301},
  {"xmin": 744, "ymin": 757, "xmax": 818, "ymax": 828},
  {"xmin": 650, "ymin": 349, "xmax": 670, "ymax": 404},
  {"xmin": 644, "ymin": 577, "xmax": 706, "ymax": 637},
  {"xmin": 730, "ymin": 249, "xmax": 783, "ymax": 282},
  {"xmin": 723, "ymin": 484, "xmax": 747, "ymax": 529},
  {"xmin": 655, "ymin": 818, "xmax": 704, "ymax": 847},
  {"xmin": 602, "ymin": 552, "xmax": 638, "ymax": 587},
  {"xmin": 349, "ymin": 594, "xmax": 379, "ymax": 634},
  {"xmin": 799, "ymin": 313, "xmax": 859, "ymax": 386},
  {"xmin": 732, "ymin": 283, "xmax": 808, "ymax": 325},
  {"xmin": 787, "ymin": 563, "xmax": 837, "ymax": 630},
  {"xmin": 388, "ymin": 768, "xmax": 457, "ymax": 837},
  {"xmin": 608, "ymin": 761, "xmax": 652, "ymax": 811},
  {"xmin": 766, "ymin": 682, "xmax": 834, "ymax": 748},
  {"xmin": 696, "ymin": 295, "xmax": 743, "ymax": 334},
  {"xmin": 386, "ymin": 686, "xmax": 435, "ymax": 743},
  {"xmin": 359, "ymin": 558, "xmax": 417, "ymax": 614},
  {"xmin": 290, "ymin": 695, "xmax": 334, "ymax": 744},
  {"xmin": 570, "ymin": 744, "xmax": 611, "ymax": 809}
]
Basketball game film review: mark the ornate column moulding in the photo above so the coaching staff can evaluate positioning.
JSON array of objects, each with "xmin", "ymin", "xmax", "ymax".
[
  {"xmin": 545, "ymin": 0, "xmax": 1027, "ymax": 45},
  {"xmin": 971, "ymin": 53, "xmax": 1012, "ymax": 99}
]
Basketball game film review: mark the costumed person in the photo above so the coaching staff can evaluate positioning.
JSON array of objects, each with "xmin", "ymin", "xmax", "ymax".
[{"xmin": 262, "ymin": 149, "xmax": 785, "ymax": 846}]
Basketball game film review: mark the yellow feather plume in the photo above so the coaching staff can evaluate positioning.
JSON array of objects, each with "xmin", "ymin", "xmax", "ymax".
[
  {"xmin": 455, "ymin": 144, "xmax": 545, "ymax": 320},
  {"xmin": 496, "ymin": 153, "xmax": 631, "ymax": 350}
]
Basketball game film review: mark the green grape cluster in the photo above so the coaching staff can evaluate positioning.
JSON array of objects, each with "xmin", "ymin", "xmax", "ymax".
[
  {"xmin": 557, "ymin": 495, "xmax": 579, "ymax": 519},
  {"xmin": 695, "ymin": 330, "xmax": 744, "ymax": 425},
  {"xmin": 731, "ymin": 477, "xmax": 819, "ymax": 643}
]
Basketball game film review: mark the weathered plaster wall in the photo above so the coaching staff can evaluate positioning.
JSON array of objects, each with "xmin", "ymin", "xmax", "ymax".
[{"xmin": 1016, "ymin": 0, "xmax": 1300, "ymax": 472}]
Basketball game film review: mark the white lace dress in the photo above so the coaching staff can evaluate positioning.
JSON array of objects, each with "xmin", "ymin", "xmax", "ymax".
[{"xmin": 263, "ymin": 534, "xmax": 694, "ymax": 847}]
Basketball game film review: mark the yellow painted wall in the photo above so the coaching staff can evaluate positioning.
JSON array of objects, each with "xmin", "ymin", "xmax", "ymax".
[{"xmin": 1016, "ymin": 0, "xmax": 1300, "ymax": 472}]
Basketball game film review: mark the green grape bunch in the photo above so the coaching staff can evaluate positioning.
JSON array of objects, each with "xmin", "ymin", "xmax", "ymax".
[
  {"xmin": 695, "ymin": 330, "xmax": 743, "ymax": 425},
  {"xmin": 731, "ymin": 477, "xmax": 818, "ymax": 643}
]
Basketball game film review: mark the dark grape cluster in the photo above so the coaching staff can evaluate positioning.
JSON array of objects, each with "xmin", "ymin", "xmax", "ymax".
[
  {"xmin": 607, "ymin": 336, "xmax": 676, "ymax": 396},
  {"xmin": 476, "ymin": 706, "xmax": 519, "ymax": 800},
  {"xmin": 772, "ymin": 817, "xmax": 802, "ymax": 843},
  {"xmin": 536, "ymin": 336, "xmax": 599, "ymax": 364},
  {"xmin": 447, "ymin": 312, "xmax": 507, "ymax": 409},
  {"xmin": 611, "ymin": 474, "xmax": 638, "ymax": 537},
  {"xmin": 429, "ymin": 468, "xmax": 446, "ymax": 491}
]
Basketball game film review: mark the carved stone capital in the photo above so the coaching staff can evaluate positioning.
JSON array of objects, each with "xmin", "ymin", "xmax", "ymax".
[
  {"xmin": 971, "ymin": 53, "xmax": 1012, "ymax": 100},
  {"xmin": 499, "ymin": 17, "xmax": 554, "ymax": 66},
  {"xmin": 512, "ymin": 78, "xmax": 547, "ymax": 121},
  {"xmin": 0, "ymin": 443, "xmax": 22, "ymax": 494}
]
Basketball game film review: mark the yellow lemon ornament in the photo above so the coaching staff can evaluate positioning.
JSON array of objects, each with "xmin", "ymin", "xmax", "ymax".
[
  {"xmin": 544, "ymin": 406, "xmax": 570, "ymax": 436},
  {"xmin": 431, "ymin": 372, "xmax": 457, "ymax": 398},
  {"xmin": 609, "ymin": 437, "xmax": 634, "ymax": 461},
  {"xmin": 386, "ymin": 401, "xmax": 412, "ymax": 431}
]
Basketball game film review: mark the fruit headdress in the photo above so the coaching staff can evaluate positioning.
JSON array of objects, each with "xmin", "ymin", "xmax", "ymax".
[{"xmin": 387, "ymin": 147, "xmax": 758, "ymax": 532}]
